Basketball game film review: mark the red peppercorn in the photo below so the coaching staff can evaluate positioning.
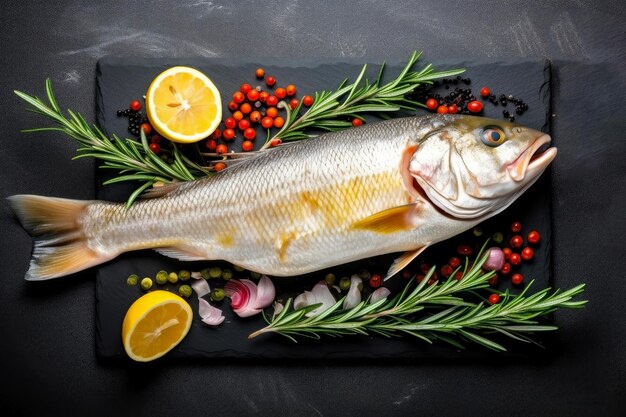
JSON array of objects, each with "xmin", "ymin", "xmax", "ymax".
[
  {"xmin": 500, "ymin": 262, "xmax": 511, "ymax": 275},
  {"xmin": 437, "ymin": 105, "xmax": 449, "ymax": 114},
  {"xmin": 488, "ymin": 293, "xmax": 501, "ymax": 305},
  {"xmin": 502, "ymin": 247, "xmax": 512, "ymax": 260},
  {"xmin": 240, "ymin": 83, "xmax": 252, "ymax": 94},
  {"xmin": 270, "ymin": 138, "xmax": 282, "ymax": 147},
  {"xmin": 249, "ymin": 111, "xmax": 262, "ymax": 123},
  {"xmin": 527, "ymin": 230, "xmax": 541, "ymax": 245},
  {"xmin": 511, "ymin": 221, "xmax": 522, "ymax": 233},
  {"xmin": 266, "ymin": 106, "xmax": 279, "ymax": 118},
  {"xmin": 467, "ymin": 100, "xmax": 483, "ymax": 113},
  {"xmin": 302, "ymin": 95, "xmax": 314, "ymax": 107},
  {"xmin": 130, "ymin": 100, "xmax": 142, "ymax": 111},
  {"xmin": 488, "ymin": 275, "xmax": 499, "ymax": 286},
  {"xmin": 205, "ymin": 139, "xmax": 217, "ymax": 150},
  {"xmin": 448, "ymin": 104, "xmax": 458, "ymax": 114},
  {"xmin": 233, "ymin": 91, "xmax": 245, "ymax": 104},
  {"xmin": 273, "ymin": 116, "xmax": 285, "ymax": 128},
  {"xmin": 238, "ymin": 119, "xmax": 250, "ymax": 131},
  {"xmin": 449, "ymin": 257, "xmax": 461, "ymax": 269},
  {"xmin": 214, "ymin": 162, "xmax": 226, "ymax": 172},
  {"xmin": 224, "ymin": 117, "xmax": 236, "ymax": 129},
  {"xmin": 289, "ymin": 98, "xmax": 299, "ymax": 110},
  {"xmin": 261, "ymin": 117, "xmax": 274, "ymax": 129},
  {"xmin": 509, "ymin": 253, "xmax": 522, "ymax": 266},
  {"xmin": 510, "ymin": 235, "xmax": 523, "ymax": 248},
  {"xmin": 402, "ymin": 270, "xmax": 412, "ymax": 280},
  {"xmin": 228, "ymin": 101, "xmax": 239, "ymax": 111},
  {"xmin": 425, "ymin": 98, "xmax": 438, "ymax": 111},
  {"xmin": 416, "ymin": 274, "xmax": 425, "ymax": 283},
  {"xmin": 440, "ymin": 264, "xmax": 454, "ymax": 277},
  {"xmin": 149, "ymin": 142, "xmax": 160, "ymax": 153},
  {"xmin": 457, "ymin": 245, "xmax": 473, "ymax": 256},
  {"xmin": 255, "ymin": 68, "xmax": 265, "ymax": 79},
  {"xmin": 521, "ymin": 247, "xmax": 534, "ymax": 261},
  {"xmin": 265, "ymin": 76, "xmax": 276, "ymax": 87},
  {"xmin": 420, "ymin": 263, "xmax": 430, "ymax": 274},
  {"xmin": 141, "ymin": 123, "xmax": 152, "ymax": 135},
  {"xmin": 454, "ymin": 271, "xmax": 463, "ymax": 281},
  {"xmin": 243, "ymin": 127, "xmax": 256, "ymax": 140},
  {"xmin": 275, "ymin": 87, "xmax": 287, "ymax": 99},
  {"xmin": 259, "ymin": 91, "xmax": 269, "ymax": 103},
  {"xmin": 480, "ymin": 87, "xmax": 490, "ymax": 97},
  {"xmin": 242, "ymin": 140, "xmax": 254, "ymax": 152},
  {"xmin": 511, "ymin": 273, "xmax": 524, "ymax": 285},
  {"xmin": 285, "ymin": 84, "xmax": 297, "ymax": 97},
  {"xmin": 240, "ymin": 103, "xmax": 252, "ymax": 114},
  {"xmin": 210, "ymin": 129, "xmax": 222, "ymax": 140},
  {"xmin": 232, "ymin": 111, "xmax": 244, "ymax": 121},
  {"xmin": 351, "ymin": 118, "xmax": 363, "ymax": 127},
  {"xmin": 247, "ymin": 89, "xmax": 260, "ymax": 102},
  {"xmin": 151, "ymin": 135, "xmax": 161, "ymax": 144},
  {"xmin": 222, "ymin": 128, "xmax": 235, "ymax": 141},
  {"xmin": 266, "ymin": 95, "xmax": 279, "ymax": 106},
  {"xmin": 427, "ymin": 278, "xmax": 436, "ymax": 286},
  {"xmin": 216, "ymin": 144, "xmax": 228, "ymax": 154},
  {"xmin": 369, "ymin": 274, "xmax": 382, "ymax": 288}
]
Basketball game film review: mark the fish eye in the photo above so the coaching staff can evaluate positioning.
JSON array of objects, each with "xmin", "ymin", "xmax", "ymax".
[{"xmin": 481, "ymin": 126, "xmax": 506, "ymax": 147}]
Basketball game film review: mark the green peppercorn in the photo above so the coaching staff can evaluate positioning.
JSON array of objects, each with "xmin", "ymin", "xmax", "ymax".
[
  {"xmin": 155, "ymin": 270, "xmax": 168, "ymax": 285},
  {"xmin": 140, "ymin": 277, "xmax": 153, "ymax": 291},
  {"xmin": 358, "ymin": 269, "xmax": 371, "ymax": 281},
  {"xmin": 250, "ymin": 271, "xmax": 261, "ymax": 280},
  {"xmin": 211, "ymin": 288, "xmax": 225, "ymax": 302},
  {"xmin": 222, "ymin": 269, "xmax": 233, "ymax": 280},
  {"xmin": 167, "ymin": 271, "xmax": 178, "ymax": 284},
  {"xmin": 492, "ymin": 232, "xmax": 504, "ymax": 244},
  {"xmin": 473, "ymin": 226, "xmax": 483, "ymax": 237},
  {"xmin": 208, "ymin": 266, "xmax": 222, "ymax": 279},
  {"xmin": 178, "ymin": 284, "xmax": 193, "ymax": 298},
  {"xmin": 233, "ymin": 264, "xmax": 245, "ymax": 272},
  {"xmin": 179, "ymin": 270, "xmax": 191, "ymax": 281},
  {"xmin": 339, "ymin": 277, "xmax": 351, "ymax": 290},
  {"xmin": 126, "ymin": 274, "xmax": 138, "ymax": 286},
  {"xmin": 200, "ymin": 269, "xmax": 211, "ymax": 280},
  {"xmin": 325, "ymin": 273, "xmax": 336, "ymax": 285}
]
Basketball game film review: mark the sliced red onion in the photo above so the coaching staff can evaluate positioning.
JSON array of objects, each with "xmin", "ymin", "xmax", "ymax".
[
  {"xmin": 294, "ymin": 281, "xmax": 336, "ymax": 316},
  {"xmin": 191, "ymin": 278, "xmax": 211, "ymax": 298},
  {"xmin": 253, "ymin": 275, "xmax": 276, "ymax": 310},
  {"xmin": 484, "ymin": 247, "xmax": 505, "ymax": 271},
  {"xmin": 370, "ymin": 287, "xmax": 391, "ymax": 304},
  {"xmin": 224, "ymin": 279, "xmax": 267, "ymax": 318},
  {"xmin": 198, "ymin": 298, "xmax": 225, "ymax": 326},
  {"xmin": 343, "ymin": 275, "xmax": 363, "ymax": 309}
]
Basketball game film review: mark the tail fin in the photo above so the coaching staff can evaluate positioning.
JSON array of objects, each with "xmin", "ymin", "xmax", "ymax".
[{"xmin": 8, "ymin": 195, "xmax": 109, "ymax": 280}]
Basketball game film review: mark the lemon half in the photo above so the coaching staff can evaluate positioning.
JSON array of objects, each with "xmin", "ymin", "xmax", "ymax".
[
  {"xmin": 122, "ymin": 290, "xmax": 193, "ymax": 362},
  {"xmin": 146, "ymin": 66, "xmax": 222, "ymax": 143}
]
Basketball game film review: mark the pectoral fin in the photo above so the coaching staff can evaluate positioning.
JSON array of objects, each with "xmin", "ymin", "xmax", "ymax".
[
  {"xmin": 384, "ymin": 246, "xmax": 428, "ymax": 281},
  {"xmin": 350, "ymin": 203, "xmax": 422, "ymax": 234}
]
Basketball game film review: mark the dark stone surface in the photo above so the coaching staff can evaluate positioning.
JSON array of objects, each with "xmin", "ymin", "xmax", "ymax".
[
  {"xmin": 1, "ymin": 1, "xmax": 624, "ymax": 416},
  {"xmin": 94, "ymin": 58, "xmax": 554, "ymax": 359}
]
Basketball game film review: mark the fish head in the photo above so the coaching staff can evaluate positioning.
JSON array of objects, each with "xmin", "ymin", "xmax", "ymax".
[{"xmin": 405, "ymin": 115, "xmax": 557, "ymax": 220}]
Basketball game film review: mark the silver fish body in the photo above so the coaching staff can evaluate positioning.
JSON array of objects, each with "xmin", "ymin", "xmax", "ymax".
[{"xmin": 10, "ymin": 115, "xmax": 557, "ymax": 280}]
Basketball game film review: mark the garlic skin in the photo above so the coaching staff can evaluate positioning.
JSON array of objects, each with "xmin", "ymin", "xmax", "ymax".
[
  {"xmin": 294, "ymin": 281, "xmax": 336, "ymax": 316},
  {"xmin": 198, "ymin": 298, "xmax": 225, "ymax": 326},
  {"xmin": 370, "ymin": 287, "xmax": 391, "ymax": 304},
  {"xmin": 343, "ymin": 275, "xmax": 363, "ymax": 309}
]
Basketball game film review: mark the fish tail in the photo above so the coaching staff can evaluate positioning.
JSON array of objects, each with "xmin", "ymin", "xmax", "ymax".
[{"xmin": 8, "ymin": 194, "xmax": 110, "ymax": 280}]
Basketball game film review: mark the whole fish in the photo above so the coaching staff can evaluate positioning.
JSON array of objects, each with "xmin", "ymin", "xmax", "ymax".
[{"xmin": 9, "ymin": 115, "xmax": 556, "ymax": 281}]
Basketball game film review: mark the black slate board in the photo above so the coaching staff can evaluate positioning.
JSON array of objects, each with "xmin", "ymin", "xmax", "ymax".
[{"xmin": 95, "ymin": 57, "xmax": 553, "ymax": 360}]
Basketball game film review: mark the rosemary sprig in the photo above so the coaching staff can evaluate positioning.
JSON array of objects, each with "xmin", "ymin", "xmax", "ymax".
[
  {"xmin": 261, "ymin": 51, "xmax": 464, "ymax": 149},
  {"xmin": 250, "ymin": 245, "xmax": 587, "ymax": 351},
  {"xmin": 14, "ymin": 80, "xmax": 208, "ymax": 207}
]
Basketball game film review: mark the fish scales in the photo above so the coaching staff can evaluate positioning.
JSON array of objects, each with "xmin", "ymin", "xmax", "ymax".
[{"xmin": 9, "ymin": 115, "xmax": 557, "ymax": 280}]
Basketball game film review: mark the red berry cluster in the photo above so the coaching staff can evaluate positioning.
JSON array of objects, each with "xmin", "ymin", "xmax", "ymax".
[
  {"xmin": 496, "ymin": 222, "xmax": 540, "ymax": 287},
  {"xmin": 206, "ymin": 68, "xmax": 315, "ymax": 156},
  {"xmin": 117, "ymin": 100, "xmax": 163, "ymax": 155}
]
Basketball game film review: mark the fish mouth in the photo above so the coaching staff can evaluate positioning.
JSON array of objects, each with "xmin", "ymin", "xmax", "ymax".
[{"xmin": 507, "ymin": 134, "xmax": 557, "ymax": 182}]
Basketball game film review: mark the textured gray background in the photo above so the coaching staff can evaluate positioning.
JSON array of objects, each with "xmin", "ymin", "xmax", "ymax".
[{"xmin": 1, "ymin": 1, "xmax": 625, "ymax": 416}]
